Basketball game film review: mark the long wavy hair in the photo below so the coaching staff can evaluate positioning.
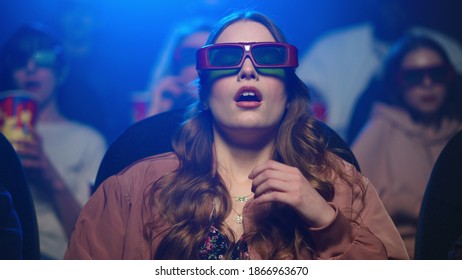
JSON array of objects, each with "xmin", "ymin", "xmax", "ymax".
[{"xmin": 144, "ymin": 10, "xmax": 363, "ymax": 259}]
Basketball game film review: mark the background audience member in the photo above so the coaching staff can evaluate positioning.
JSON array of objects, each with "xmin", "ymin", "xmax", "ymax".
[
  {"xmin": 297, "ymin": 0, "xmax": 462, "ymax": 139},
  {"xmin": 0, "ymin": 23, "xmax": 107, "ymax": 259},
  {"xmin": 143, "ymin": 19, "xmax": 212, "ymax": 118},
  {"xmin": 351, "ymin": 35, "xmax": 462, "ymax": 258}
]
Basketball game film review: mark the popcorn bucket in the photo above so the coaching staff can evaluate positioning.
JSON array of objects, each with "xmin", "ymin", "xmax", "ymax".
[{"xmin": 0, "ymin": 90, "xmax": 38, "ymax": 143}]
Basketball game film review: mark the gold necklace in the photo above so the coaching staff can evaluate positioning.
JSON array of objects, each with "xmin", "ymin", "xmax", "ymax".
[
  {"xmin": 231, "ymin": 207, "xmax": 244, "ymax": 224},
  {"xmin": 231, "ymin": 193, "xmax": 253, "ymax": 203},
  {"xmin": 230, "ymin": 193, "xmax": 253, "ymax": 224}
]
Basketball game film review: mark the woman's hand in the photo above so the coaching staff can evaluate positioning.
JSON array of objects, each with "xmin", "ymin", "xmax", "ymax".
[
  {"xmin": 12, "ymin": 128, "xmax": 81, "ymax": 238},
  {"xmin": 147, "ymin": 76, "xmax": 186, "ymax": 116},
  {"xmin": 249, "ymin": 160, "xmax": 335, "ymax": 228},
  {"xmin": 12, "ymin": 128, "xmax": 66, "ymax": 193}
]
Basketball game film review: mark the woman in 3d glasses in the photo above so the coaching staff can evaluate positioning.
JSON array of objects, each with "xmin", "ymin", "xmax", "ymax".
[
  {"xmin": 352, "ymin": 35, "xmax": 462, "ymax": 259},
  {"xmin": 65, "ymin": 11, "xmax": 408, "ymax": 260}
]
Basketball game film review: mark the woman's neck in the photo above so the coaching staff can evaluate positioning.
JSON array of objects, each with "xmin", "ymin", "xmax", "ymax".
[
  {"xmin": 409, "ymin": 109, "xmax": 442, "ymax": 129},
  {"xmin": 213, "ymin": 126, "xmax": 276, "ymax": 193},
  {"xmin": 38, "ymin": 98, "xmax": 66, "ymax": 123}
]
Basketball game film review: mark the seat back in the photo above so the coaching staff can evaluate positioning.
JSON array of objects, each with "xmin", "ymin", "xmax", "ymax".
[
  {"xmin": 93, "ymin": 109, "xmax": 185, "ymax": 191},
  {"xmin": 0, "ymin": 132, "xmax": 40, "ymax": 259},
  {"xmin": 93, "ymin": 109, "xmax": 360, "ymax": 193},
  {"xmin": 415, "ymin": 130, "xmax": 462, "ymax": 259}
]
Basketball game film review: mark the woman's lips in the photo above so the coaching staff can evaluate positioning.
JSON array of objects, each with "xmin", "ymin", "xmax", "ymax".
[
  {"xmin": 420, "ymin": 95, "xmax": 437, "ymax": 103},
  {"xmin": 24, "ymin": 81, "xmax": 41, "ymax": 92},
  {"xmin": 234, "ymin": 86, "xmax": 262, "ymax": 108}
]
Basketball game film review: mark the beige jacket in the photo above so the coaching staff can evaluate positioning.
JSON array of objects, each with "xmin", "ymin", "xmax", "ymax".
[
  {"xmin": 352, "ymin": 103, "xmax": 462, "ymax": 258},
  {"xmin": 65, "ymin": 152, "xmax": 408, "ymax": 260}
]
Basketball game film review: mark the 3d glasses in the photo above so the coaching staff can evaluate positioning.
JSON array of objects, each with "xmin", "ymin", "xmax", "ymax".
[
  {"xmin": 196, "ymin": 42, "xmax": 298, "ymax": 71},
  {"xmin": 8, "ymin": 47, "xmax": 63, "ymax": 70},
  {"xmin": 398, "ymin": 64, "xmax": 454, "ymax": 87}
]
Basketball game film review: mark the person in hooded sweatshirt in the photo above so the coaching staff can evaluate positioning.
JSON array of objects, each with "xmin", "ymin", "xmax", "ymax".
[{"xmin": 352, "ymin": 35, "xmax": 462, "ymax": 259}]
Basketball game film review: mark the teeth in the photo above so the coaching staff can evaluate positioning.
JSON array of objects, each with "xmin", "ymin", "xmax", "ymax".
[
  {"xmin": 237, "ymin": 91, "xmax": 260, "ymax": 102},
  {"xmin": 241, "ymin": 92, "xmax": 255, "ymax": 97}
]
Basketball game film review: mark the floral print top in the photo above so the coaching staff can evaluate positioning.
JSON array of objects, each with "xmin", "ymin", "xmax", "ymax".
[{"xmin": 198, "ymin": 226, "xmax": 249, "ymax": 260}]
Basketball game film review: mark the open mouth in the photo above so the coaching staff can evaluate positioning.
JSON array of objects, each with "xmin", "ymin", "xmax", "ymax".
[
  {"xmin": 24, "ymin": 81, "xmax": 41, "ymax": 91},
  {"xmin": 234, "ymin": 86, "xmax": 262, "ymax": 103},
  {"xmin": 236, "ymin": 91, "xmax": 261, "ymax": 102}
]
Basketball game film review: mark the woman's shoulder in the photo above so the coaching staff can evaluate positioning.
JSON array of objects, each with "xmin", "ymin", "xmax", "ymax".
[
  {"xmin": 95, "ymin": 152, "xmax": 180, "ymax": 203},
  {"xmin": 38, "ymin": 120, "xmax": 106, "ymax": 144},
  {"xmin": 117, "ymin": 152, "xmax": 180, "ymax": 178},
  {"xmin": 327, "ymin": 154, "xmax": 369, "ymax": 196},
  {"xmin": 352, "ymin": 103, "xmax": 402, "ymax": 147},
  {"xmin": 329, "ymin": 154, "xmax": 362, "ymax": 181},
  {"xmin": 367, "ymin": 103, "xmax": 406, "ymax": 126},
  {"xmin": 115, "ymin": 152, "xmax": 178, "ymax": 185}
]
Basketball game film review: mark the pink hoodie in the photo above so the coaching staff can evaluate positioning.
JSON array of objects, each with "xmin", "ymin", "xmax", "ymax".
[{"xmin": 352, "ymin": 103, "xmax": 462, "ymax": 258}]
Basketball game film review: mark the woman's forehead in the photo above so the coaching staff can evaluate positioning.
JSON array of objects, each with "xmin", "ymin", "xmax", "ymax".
[
  {"xmin": 215, "ymin": 21, "xmax": 276, "ymax": 44},
  {"xmin": 401, "ymin": 47, "xmax": 444, "ymax": 69}
]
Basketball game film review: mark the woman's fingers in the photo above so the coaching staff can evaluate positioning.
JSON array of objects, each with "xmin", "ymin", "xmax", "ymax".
[{"xmin": 249, "ymin": 160, "xmax": 335, "ymax": 227}]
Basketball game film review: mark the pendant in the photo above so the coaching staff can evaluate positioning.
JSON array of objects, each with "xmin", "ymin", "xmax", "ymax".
[
  {"xmin": 235, "ymin": 214, "xmax": 243, "ymax": 224},
  {"xmin": 234, "ymin": 196, "xmax": 249, "ymax": 203},
  {"xmin": 233, "ymin": 194, "xmax": 253, "ymax": 203}
]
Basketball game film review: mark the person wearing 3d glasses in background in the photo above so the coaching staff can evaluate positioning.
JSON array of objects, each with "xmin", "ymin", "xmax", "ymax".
[
  {"xmin": 352, "ymin": 35, "xmax": 462, "ymax": 259},
  {"xmin": 144, "ymin": 19, "xmax": 212, "ymax": 118},
  {"xmin": 65, "ymin": 11, "xmax": 408, "ymax": 260},
  {"xmin": 0, "ymin": 23, "xmax": 106, "ymax": 259}
]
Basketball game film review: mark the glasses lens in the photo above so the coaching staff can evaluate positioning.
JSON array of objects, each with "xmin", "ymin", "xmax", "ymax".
[
  {"xmin": 402, "ymin": 65, "xmax": 450, "ymax": 86},
  {"xmin": 428, "ymin": 66, "xmax": 450, "ymax": 83},
  {"xmin": 208, "ymin": 46, "xmax": 243, "ymax": 67},
  {"xmin": 252, "ymin": 45, "xmax": 287, "ymax": 66},
  {"xmin": 33, "ymin": 50, "xmax": 57, "ymax": 68},
  {"xmin": 402, "ymin": 69, "xmax": 425, "ymax": 86}
]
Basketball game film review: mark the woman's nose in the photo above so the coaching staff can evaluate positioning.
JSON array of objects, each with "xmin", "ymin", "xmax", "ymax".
[
  {"xmin": 421, "ymin": 73, "xmax": 434, "ymax": 87},
  {"xmin": 237, "ymin": 58, "xmax": 259, "ymax": 81},
  {"xmin": 24, "ymin": 59, "xmax": 38, "ymax": 73}
]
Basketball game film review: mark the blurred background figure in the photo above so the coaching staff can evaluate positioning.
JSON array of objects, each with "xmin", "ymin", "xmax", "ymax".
[
  {"xmin": 351, "ymin": 35, "xmax": 462, "ymax": 258},
  {"xmin": 297, "ymin": 0, "xmax": 462, "ymax": 140},
  {"xmin": 0, "ymin": 23, "xmax": 107, "ymax": 259},
  {"xmin": 54, "ymin": 0, "xmax": 113, "ymax": 142},
  {"xmin": 139, "ymin": 19, "xmax": 212, "ymax": 119}
]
